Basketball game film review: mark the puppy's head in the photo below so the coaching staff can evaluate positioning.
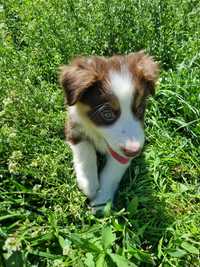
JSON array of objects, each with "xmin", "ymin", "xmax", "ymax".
[{"xmin": 60, "ymin": 52, "xmax": 159, "ymax": 160}]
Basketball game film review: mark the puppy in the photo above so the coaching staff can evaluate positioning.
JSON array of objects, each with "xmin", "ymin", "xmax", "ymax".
[{"xmin": 60, "ymin": 51, "xmax": 159, "ymax": 212}]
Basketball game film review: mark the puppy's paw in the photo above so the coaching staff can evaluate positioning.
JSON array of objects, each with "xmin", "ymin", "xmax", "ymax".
[
  {"xmin": 89, "ymin": 201, "xmax": 112, "ymax": 216},
  {"xmin": 91, "ymin": 190, "xmax": 114, "ymax": 204},
  {"xmin": 90, "ymin": 191, "xmax": 113, "ymax": 215},
  {"xmin": 77, "ymin": 178, "xmax": 99, "ymax": 200}
]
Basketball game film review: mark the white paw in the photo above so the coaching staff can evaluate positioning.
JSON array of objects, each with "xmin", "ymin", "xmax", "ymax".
[
  {"xmin": 90, "ymin": 199, "xmax": 113, "ymax": 215},
  {"xmin": 90, "ymin": 190, "xmax": 114, "ymax": 208},
  {"xmin": 90, "ymin": 204, "xmax": 107, "ymax": 215},
  {"xmin": 77, "ymin": 177, "xmax": 99, "ymax": 200}
]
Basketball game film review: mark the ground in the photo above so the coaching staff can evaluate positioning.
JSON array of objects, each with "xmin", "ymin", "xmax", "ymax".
[{"xmin": 0, "ymin": 0, "xmax": 200, "ymax": 266}]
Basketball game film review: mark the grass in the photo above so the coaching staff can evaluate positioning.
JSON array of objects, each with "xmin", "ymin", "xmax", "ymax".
[{"xmin": 0, "ymin": 0, "xmax": 200, "ymax": 266}]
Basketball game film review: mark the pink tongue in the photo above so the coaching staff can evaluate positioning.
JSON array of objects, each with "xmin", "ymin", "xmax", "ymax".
[{"xmin": 108, "ymin": 146, "xmax": 129, "ymax": 164}]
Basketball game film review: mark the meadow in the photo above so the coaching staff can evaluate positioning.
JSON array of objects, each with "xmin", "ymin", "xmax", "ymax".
[{"xmin": 0, "ymin": 0, "xmax": 200, "ymax": 266}]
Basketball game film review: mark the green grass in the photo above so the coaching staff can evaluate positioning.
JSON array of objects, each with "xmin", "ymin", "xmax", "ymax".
[{"xmin": 0, "ymin": 0, "xmax": 200, "ymax": 266}]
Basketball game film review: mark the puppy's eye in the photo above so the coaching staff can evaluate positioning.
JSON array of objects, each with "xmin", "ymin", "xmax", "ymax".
[
  {"xmin": 100, "ymin": 107, "xmax": 116, "ymax": 122},
  {"xmin": 135, "ymin": 103, "xmax": 146, "ymax": 119},
  {"xmin": 88, "ymin": 103, "xmax": 119, "ymax": 126},
  {"xmin": 137, "ymin": 106, "xmax": 144, "ymax": 115}
]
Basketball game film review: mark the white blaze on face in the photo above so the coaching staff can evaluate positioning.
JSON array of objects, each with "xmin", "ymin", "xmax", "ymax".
[{"xmin": 98, "ymin": 67, "xmax": 145, "ymax": 154}]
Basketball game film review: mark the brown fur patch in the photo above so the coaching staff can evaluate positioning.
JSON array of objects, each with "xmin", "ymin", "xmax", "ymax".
[
  {"xmin": 78, "ymin": 80, "xmax": 121, "ymax": 126},
  {"xmin": 132, "ymin": 90, "xmax": 146, "ymax": 122},
  {"xmin": 127, "ymin": 51, "xmax": 159, "ymax": 96},
  {"xmin": 64, "ymin": 119, "xmax": 82, "ymax": 145},
  {"xmin": 125, "ymin": 51, "xmax": 159, "ymax": 122},
  {"xmin": 108, "ymin": 55, "xmax": 124, "ymax": 72},
  {"xmin": 59, "ymin": 57, "xmax": 108, "ymax": 106}
]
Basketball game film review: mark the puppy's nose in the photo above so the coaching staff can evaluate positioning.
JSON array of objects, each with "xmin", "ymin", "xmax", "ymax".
[{"xmin": 120, "ymin": 142, "xmax": 141, "ymax": 157}]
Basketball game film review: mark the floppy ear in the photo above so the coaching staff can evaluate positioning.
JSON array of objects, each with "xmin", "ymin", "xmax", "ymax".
[
  {"xmin": 59, "ymin": 57, "xmax": 98, "ymax": 106},
  {"xmin": 128, "ymin": 51, "xmax": 159, "ymax": 96}
]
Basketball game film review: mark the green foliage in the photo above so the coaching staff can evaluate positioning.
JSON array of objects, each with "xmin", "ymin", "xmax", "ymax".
[{"xmin": 0, "ymin": 0, "xmax": 200, "ymax": 266}]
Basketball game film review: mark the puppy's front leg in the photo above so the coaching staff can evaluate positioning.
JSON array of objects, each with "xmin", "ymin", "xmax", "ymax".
[
  {"xmin": 70, "ymin": 141, "xmax": 99, "ymax": 199},
  {"xmin": 90, "ymin": 155, "xmax": 130, "ymax": 209}
]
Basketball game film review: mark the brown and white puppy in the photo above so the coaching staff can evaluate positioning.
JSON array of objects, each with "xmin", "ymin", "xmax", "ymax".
[{"xmin": 60, "ymin": 51, "xmax": 159, "ymax": 212}]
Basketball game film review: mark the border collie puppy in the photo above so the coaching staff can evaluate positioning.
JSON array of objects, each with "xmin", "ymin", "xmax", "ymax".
[{"xmin": 60, "ymin": 51, "xmax": 159, "ymax": 212}]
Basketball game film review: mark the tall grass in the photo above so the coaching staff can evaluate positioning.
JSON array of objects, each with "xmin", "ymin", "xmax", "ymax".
[{"xmin": 0, "ymin": 0, "xmax": 200, "ymax": 266}]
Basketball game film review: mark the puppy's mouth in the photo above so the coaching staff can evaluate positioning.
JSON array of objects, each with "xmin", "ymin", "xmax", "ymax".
[{"xmin": 108, "ymin": 145, "xmax": 130, "ymax": 164}]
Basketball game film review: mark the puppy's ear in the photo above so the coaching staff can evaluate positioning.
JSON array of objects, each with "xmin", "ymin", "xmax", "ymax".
[
  {"xmin": 59, "ymin": 57, "xmax": 98, "ymax": 105},
  {"xmin": 128, "ymin": 51, "xmax": 159, "ymax": 96}
]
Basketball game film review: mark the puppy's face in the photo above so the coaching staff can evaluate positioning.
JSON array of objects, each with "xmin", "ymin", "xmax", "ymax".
[{"xmin": 60, "ymin": 52, "xmax": 159, "ymax": 159}]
